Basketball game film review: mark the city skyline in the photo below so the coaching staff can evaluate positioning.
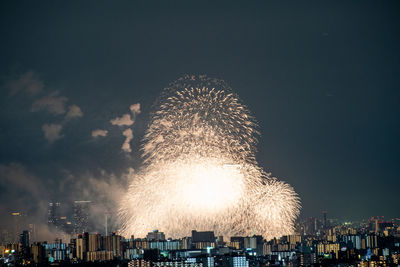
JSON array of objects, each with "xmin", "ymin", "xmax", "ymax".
[
  {"xmin": 3, "ymin": 198, "xmax": 399, "ymax": 244},
  {"xmin": 2, "ymin": 214, "xmax": 400, "ymax": 266},
  {"xmin": 1, "ymin": 0, "xmax": 400, "ymax": 243}
]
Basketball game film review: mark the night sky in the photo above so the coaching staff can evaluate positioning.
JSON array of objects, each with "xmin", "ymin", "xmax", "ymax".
[{"xmin": 1, "ymin": 0, "xmax": 399, "ymax": 231}]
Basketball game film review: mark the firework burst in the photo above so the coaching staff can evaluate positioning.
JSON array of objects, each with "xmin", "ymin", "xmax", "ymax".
[{"xmin": 119, "ymin": 75, "xmax": 300, "ymax": 240}]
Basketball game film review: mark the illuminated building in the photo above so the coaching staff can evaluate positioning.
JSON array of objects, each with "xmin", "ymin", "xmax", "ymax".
[
  {"xmin": 135, "ymin": 239, "xmax": 149, "ymax": 249},
  {"xmin": 180, "ymin": 237, "xmax": 191, "ymax": 250},
  {"xmin": 366, "ymin": 234, "xmax": 378, "ymax": 248},
  {"xmin": 288, "ymin": 234, "xmax": 302, "ymax": 245},
  {"xmin": 343, "ymin": 235, "xmax": 361, "ymax": 250},
  {"xmin": 87, "ymin": 250, "xmax": 114, "ymax": 261},
  {"xmin": 230, "ymin": 237, "xmax": 244, "ymax": 250},
  {"xmin": 149, "ymin": 240, "xmax": 181, "ymax": 250},
  {"xmin": 45, "ymin": 240, "xmax": 67, "ymax": 262},
  {"xmin": 317, "ymin": 242, "xmax": 340, "ymax": 258},
  {"xmin": 19, "ymin": 230, "xmax": 29, "ymax": 247},
  {"xmin": 244, "ymin": 236, "xmax": 257, "ymax": 250},
  {"xmin": 231, "ymin": 256, "xmax": 249, "ymax": 267},
  {"xmin": 124, "ymin": 248, "xmax": 143, "ymax": 260},
  {"xmin": 191, "ymin": 230, "xmax": 216, "ymax": 249},
  {"xmin": 31, "ymin": 242, "xmax": 46, "ymax": 264},
  {"xmin": 28, "ymin": 223, "xmax": 37, "ymax": 242},
  {"xmin": 204, "ymin": 256, "xmax": 214, "ymax": 267},
  {"xmin": 76, "ymin": 232, "xmax": 89, "ymax": 261},
  {"xmin": 323, "ymin": 211, "xmax": 328, "ymax": 229},
  {"xmin": 73, "ymin": 201, "xmax": 91, "ymax": 234},
  {"xmin": 262, "ymin": 243, "xmax": 272, "ymax": 255},
  {"xmin": 88, "ymin": 233, "xmax": 102, "ymax": 251},
  {"xmin": 128, "ymin": 259, "xmax": 152, "ymax": 267},
  {"xmin": 104, "ymin": 233, "xmax": 122, "ymax": 257},
  {"xmin": 19, "ymin": 230, "xmax": 30, "ymax": 258},
  {"xmin": 47, "ymin": 202, "xmax": 61, "ymax": 228}
]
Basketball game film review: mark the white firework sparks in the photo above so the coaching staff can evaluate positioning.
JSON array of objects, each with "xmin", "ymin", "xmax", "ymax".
[{"xmin": 119, "ymin": 75, "xmax": 300, "ymax": 240}]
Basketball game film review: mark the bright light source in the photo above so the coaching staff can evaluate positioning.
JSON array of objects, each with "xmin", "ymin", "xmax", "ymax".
[{"xmin": 119, "ymin": 76, "xmax": 300, "ymax": 240}]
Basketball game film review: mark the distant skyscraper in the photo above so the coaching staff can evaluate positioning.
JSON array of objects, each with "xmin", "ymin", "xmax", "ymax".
[
  {"xmin": 19, "ymin": 230, "xmax": 29, "ymax": 247},
  {"xmin": 104, "ymin": 233, "xmax": 122, "ymax": 257},
  {"xmin": 76, "ymin": 232, "xmax": 89, "ymax": 261},
  {"xmin": 19, "ymin": 230, "xmax": 30, "ymax": 257},
  {"xmin": 11, "ymin": 212, "xmax": 27, "ymax": 243},
  {"xmin": 48, "ymin": 202, "xmax": 61, "ymax": 228},
  {"xmin": 28, "ymin": 223, "xmax": 37, "ymax": 242},
  {"xmin": 73, "ymin": 201, "xmax": 91, "ymax": 234},
  {"xmin": 88, "ymin": 233, "xmax": 102, "ymax": 251},
  {"xmin": 323, "ymin": 211, "xmax": 327, "ymax": 229}
]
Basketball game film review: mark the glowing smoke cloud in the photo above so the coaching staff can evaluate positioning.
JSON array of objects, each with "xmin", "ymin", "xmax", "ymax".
[{"xmin": 119, "ymin": 75, "xmax": 300, "ymax": 240}]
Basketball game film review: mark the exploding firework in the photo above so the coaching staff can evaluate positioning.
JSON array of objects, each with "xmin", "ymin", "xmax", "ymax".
[{"xmin": 119, "ymin": 75, "xmax": 300, "ymax": 240}]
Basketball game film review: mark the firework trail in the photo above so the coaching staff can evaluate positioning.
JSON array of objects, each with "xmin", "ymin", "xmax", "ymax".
[{"xmin": 119, "ymin": 75, "xmax": 300, "ymax": 240}]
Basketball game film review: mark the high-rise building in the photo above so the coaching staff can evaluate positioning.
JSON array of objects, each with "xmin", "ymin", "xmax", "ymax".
[
  {"xmin": 19, "ymin": 230, "xmax": 29, "ymax": 247},
  {"xmin": 203, "ymin": 256, "xmax": 214, "ymax": 267},
  {"xmin": 146, "ymin": 230, "xmax": 165, "ymax": 241},
  {"xmin": 19, "ymin": 230, "xmax": 30, "ymax": 258},
  {"xmin": 76, "ymin": 232, "xmax": 89, "ymax": 261},
  {"xmin": 217, "ymin": 236, "xmax": 224, "ymax": 245},
  {"xmin": 11, "ymin": 212, "xmax": 27, "ymax": 243},
  {"xmin": 47, "ymin": 202, "xmax": 71, "ymax": 234},
  {"xmin": 191, "ymin": 231, "xmax": 216, "ymax": 249},
  {"xmin": 104, "ymin": 233, "xmax": 122, "ymax": 257},
  {"xmin": 323, "ymin": 211, "xmax": 327, "ymax": 229},
  {"xmin": 28, "ymin": 223, "xmax": 37, "ymax": 242},
  {"xmin": 31, "ymin": 242, "xmax": 46, "ymax": 264},
  {"xmin": 48, "ymin": 202, "xmax": 61, "ymax": 228},
  {"xmin": 73, "ymin": 201, "xmax": 91, "ymax": 234},
  {"xmin": 244, "ymin": 237, "xmax": 257, "ymax": 250},
  {"xmin": 231, "ymin": 237, "xmax": 245, "ymax": 250},
  {"xmin": 191, "ymin": 230, "xmax": 215, "ymax": 243},
  {"xmin": 88, "ymin": 233, "xmax": 102, "ymax": 251}
]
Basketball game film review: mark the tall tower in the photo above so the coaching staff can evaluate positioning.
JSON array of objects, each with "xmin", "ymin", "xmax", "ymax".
[
  {"xmin": 73, "ymin": 201, "xmax": 91, "ymax": 234},
  {"xmin": 19, "ymin": 230, "xmax": 30, "ymax": 258},
  {"xmin": 104, "ymin": 211, "xmax": 111, "ymax": 236},
  {"xmin": 47, "ymin": 202, "xmax": 61, "ymax": 229},
  {"xmin": 19, "ymin": 230, "xmax": 30, "ymax": 247},
  {"xmin": 375, "ymin": 218, "xmax": 380, "ymax": 233},
  {"xmin": 322, "ymin": 211, "xmax": 327, "ymax": 229}
]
